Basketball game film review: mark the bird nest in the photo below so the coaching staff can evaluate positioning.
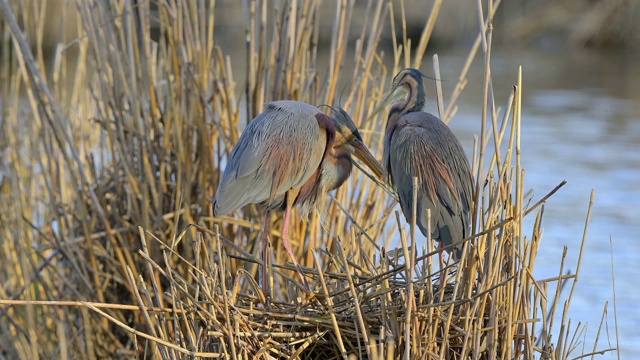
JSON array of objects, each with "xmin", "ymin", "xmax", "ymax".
[{"xmin": 124, "ymin": 222, "xmax": 554, "ymax": 359}]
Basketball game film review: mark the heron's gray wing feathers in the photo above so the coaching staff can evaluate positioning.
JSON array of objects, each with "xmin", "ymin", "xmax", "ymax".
[
  {"xmin": 387, "ymin": 112, "xmax": 473, "ymax": 255},
  {"xmin": 214, "ymin": 101, "xmax": 327, "ymax": 215}
]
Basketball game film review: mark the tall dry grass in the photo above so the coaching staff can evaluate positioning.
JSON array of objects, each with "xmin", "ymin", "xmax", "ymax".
[{"xmin": 0, "ymin": 0, "xmax": 616, "ymax": 359}]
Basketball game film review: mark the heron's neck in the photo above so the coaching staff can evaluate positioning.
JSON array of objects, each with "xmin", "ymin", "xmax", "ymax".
[
  {"xmin": 385, "ymin": 84, "xmax": 426, "ymax": 132},
  {"xmin": 322, "ymin": 147, "xmax": 353, "ymax": 191}
]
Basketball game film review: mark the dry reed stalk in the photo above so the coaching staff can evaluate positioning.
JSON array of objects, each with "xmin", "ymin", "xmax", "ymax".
[{"xmin": 0, "ymin": 0, "xmax": 619, "ymax": 359}]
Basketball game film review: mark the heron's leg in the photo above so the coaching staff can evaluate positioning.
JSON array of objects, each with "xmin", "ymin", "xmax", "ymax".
[
  {"xmin": 437, "ymin": 242, "xmax": 446, "ymax": 288},
  {"xmin": 438, "ymin": 248, "xmax": 445, "ymax": 273},
  {"xmin": 261, "ymin": 210, "xmax": 271, "ymax": 297},
  {"xmin": 281, "ymin": 190, "xmax": 311, "ymax": 292}
]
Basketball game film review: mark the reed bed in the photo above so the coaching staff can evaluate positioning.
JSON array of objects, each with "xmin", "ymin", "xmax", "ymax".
[{"xmin": 0, "ymin": 0, "xmax": 614, "ymax": 359}]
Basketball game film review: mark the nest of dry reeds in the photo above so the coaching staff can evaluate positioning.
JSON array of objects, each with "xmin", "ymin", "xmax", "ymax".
[{"xmin": 0, "ymin": 0, "xmax": 614, "ymax": 359}]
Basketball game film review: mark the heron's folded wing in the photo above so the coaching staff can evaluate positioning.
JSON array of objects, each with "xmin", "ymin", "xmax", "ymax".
[
  {"xmin": 388, "ymin": 112, "xmax": 473, "ymax": 248},
  {"xmin": 214, "ymin": 101, "xmax": 327, "ymax": 215}
]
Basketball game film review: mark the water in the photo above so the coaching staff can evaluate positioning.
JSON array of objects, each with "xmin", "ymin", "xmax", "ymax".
[{"xmin": 436, "ymin": 45, "xmax": 640, "ymax": 358}]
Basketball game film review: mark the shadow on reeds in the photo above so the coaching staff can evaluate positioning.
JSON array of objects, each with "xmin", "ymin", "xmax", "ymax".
[{"xmin": 0, "ymin": 0, "xmax": 618, "ymax": 359}]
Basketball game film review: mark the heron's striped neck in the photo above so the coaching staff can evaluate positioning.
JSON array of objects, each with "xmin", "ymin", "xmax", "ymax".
[{"xmin": 385, "ymin": 77, "xmax": 426, "ymax": 131}]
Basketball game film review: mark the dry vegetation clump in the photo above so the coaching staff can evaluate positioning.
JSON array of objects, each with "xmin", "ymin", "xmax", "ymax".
[{"xmin": 0, "ymin": 0, "xmax": 614, "ymax": 359}]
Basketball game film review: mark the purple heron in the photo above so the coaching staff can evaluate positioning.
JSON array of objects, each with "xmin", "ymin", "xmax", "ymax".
[
  {"xmin": 214, "ymin": 100, "xmax": 383, "ymax": 293},
  {"xmin": 373, "ymin": 68, "xmax": 474, "ymax": 270}
]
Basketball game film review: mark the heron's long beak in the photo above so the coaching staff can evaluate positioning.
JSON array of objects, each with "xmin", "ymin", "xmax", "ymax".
[
  {"xmin": 368, "ymin": 85, "xmax": 408, "ymax": 120},
  {"xmin": 352, "ymin": 140, "xmax": 384, "ymax": 180}
]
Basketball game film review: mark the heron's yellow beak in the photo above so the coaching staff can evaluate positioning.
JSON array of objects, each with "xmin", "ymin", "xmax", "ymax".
[
  {"xmin": 368, "ymin": 85, "xmax": 408, "ymax": 120},
  {"xmin": 352, "ymin": 140, "xmax": 384, "ymax": 180}
]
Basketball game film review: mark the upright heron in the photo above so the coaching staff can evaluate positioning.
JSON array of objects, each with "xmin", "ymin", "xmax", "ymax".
[
  {"xmin": 373, "ymin": 68, "xmax": 474, "ymax": 270},
  {"xmin": 214, "ymin": 100, "xmax": 384, "ymax": 294}
]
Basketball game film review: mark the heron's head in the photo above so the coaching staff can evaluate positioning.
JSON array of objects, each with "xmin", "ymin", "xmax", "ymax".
[
  {"xmin": 325, "ymin": 106, "xmax": 384, "ymax": 179},
  {"xmin": 329, "ymin": 106, "xmax": 363, "ymax": 147},
  {"xmin": 370, "ymin": 68, "xmax": 427, "ymax": 118}
]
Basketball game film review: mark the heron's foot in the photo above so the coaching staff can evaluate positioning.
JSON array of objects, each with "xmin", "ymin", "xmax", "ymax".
[
  {"xmin": 294, "ymin": 264, "xmax": 312, "ymax": 293},
  {"xmin": 260, "ymin": 275, "xmax": 269, "ymax": 305}
]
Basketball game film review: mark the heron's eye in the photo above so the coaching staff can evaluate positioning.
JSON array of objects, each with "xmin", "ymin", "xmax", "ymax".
[{"xmin": 353, "ymin": 132, "xmax": 363, "ymax": 143}]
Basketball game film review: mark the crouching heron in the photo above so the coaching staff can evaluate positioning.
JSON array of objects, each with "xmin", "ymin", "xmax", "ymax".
[{"xmin": 214, "ymin": 100, "xmax": 384, "ymax": 294}]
